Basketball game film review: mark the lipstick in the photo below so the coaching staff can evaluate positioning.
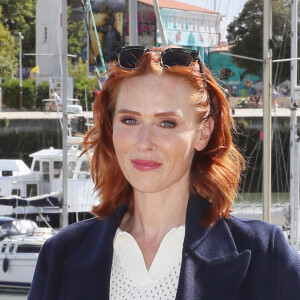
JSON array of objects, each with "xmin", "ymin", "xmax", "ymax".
[{"xmin": 131, "ymin": 159, "xmax": 162, "ymax": 171}]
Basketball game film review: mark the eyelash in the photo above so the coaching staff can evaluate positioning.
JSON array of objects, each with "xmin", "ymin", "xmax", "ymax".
[
  {"xmin": 121, "ymin": 117, "xmax": 138, "ymax": 125},
  {"xmin": 120, "ymin": 117, "xmax": 177, "ymax": 128},
  {"xmin": 160, "ymin": 120, "xmax": 177, "ymax": 128}
]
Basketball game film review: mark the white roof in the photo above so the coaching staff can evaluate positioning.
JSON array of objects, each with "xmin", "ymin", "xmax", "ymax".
[
  {"xmin": 30, "ymin": 148, "xmax": 63, "ymax": 158},
  {"xmin": 0, "ymin": 160, "xmax": 30, "ymax": 172}
]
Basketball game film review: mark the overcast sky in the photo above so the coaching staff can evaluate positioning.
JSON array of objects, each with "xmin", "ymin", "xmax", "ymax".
[{"xmin": 177, "ymin": 0, "xmax": 246, "ymax": 40}]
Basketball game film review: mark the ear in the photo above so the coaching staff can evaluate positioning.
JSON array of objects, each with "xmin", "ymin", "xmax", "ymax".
[{"xmin": 194, "ymin": 117, "xmax": 214, "ymax": 151}]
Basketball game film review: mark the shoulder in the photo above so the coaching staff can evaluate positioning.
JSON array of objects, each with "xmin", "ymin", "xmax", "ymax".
[
  {"xmin": 48, "ymin": 217, "xmax": 101, "ymax": 244},
  {"xmin": 225, "ymin": 215, "xmax": 281, "ymax": 247},
  {"xmin": 224, "ymin": 215, "xmax": 300, "ymax": 261},
  {"xmin": 42, "ymin": 217, "xmax": 113, "ymax": 258}
]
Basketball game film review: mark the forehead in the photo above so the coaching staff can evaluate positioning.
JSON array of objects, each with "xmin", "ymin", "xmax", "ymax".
[{"xmin": 115, "ymin": 73, "xmax": 197, "ymax": 111}]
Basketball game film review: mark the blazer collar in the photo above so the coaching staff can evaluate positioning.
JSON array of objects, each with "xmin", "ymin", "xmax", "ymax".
[
  {"xmin": 176, "ymin": 194, "xmax": 251, "ymax": 300},
  {"xmin": 64, "ymin": 195, "xmax": 251, "ymax": 300}
]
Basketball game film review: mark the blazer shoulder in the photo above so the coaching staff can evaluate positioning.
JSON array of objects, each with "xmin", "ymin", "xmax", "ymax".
[
  {"xmin": 46, "ymin": 217, "xmax": 105, "ymax": 249},
  {"xmin": 225, "ymin": 215, "xmax": 296, "ymax": 255}
]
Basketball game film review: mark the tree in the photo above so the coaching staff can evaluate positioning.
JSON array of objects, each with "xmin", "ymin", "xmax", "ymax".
[
  {"xmin": 67, "ymin": 5, "xmax": 85, "ymax": 60},
  {"xmin": 0, "ymin": 1, "xmax": 84, "ymax": 67},
  {"xmin": 226, "ymin": 0, "xmax": 291, "ymax": 83},
  {"xmin": 0, "ymin": 7, "xmax": 18, "ymax": 78},
  {"xmin": 0, "ymin": 0, "xmax": 36, "ymax": 66},
  {"xmin": 68, "ymin": 58, "xmax": 97, "ymax": 109}
]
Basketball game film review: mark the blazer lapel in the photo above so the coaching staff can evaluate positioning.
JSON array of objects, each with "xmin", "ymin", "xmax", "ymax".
[
  {"xmin": 176, "ymin": 195, "xmax": 251, "ymax": 300},
  {"xmin": 62, "ymin": 205, "xmax": 128, "ymax": 300}
]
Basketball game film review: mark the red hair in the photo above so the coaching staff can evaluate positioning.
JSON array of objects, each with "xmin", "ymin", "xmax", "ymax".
[{"xmin": 82, "ymin": 46, "xmax": 245, "ymax": 225}]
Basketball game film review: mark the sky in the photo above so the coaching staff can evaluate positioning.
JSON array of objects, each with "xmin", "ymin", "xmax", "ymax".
[{"xmin": 177, "ymin": 0, "xmax": 246, "ymax": 41}]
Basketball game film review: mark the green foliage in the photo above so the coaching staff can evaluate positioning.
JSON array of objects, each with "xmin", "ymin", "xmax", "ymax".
[
  {"xmin": 1, "ymin": 117, "xmax": 9, "ymax": 127},
  {"xmin": 226, "ymin": 0, "xmax": 291, "ymax": 83},
  {"xmin": 0, "ymin": 0, "xmax": 36, "ymax": 66},
  {"xmin": 3, "ymin": 78, "xmax": 36, "ymax": 108},
  {"xmin": 22, "ymin": 79, "xmax": 36, "ymax": 108},
  {"xmin": 68, "ymin": 58, "xmax": 97, "ymax": 109},
  {"xmin": 67, "ymin": 5, "xmax": 85, "ymax": 60},
  {"xmin": 0, "ymin": 7, "xmax": 18, "ymax": 77},
  {"xmin": 0, "ymin": 2, "xmax": 85, "ymax": 67},
  {"xmin": 3, "ymin": 78, "xmax": 19, "ymax": 108},
  {"xmin": 36, "ymin": 81, "xmax": 50, "ymax": 109}
]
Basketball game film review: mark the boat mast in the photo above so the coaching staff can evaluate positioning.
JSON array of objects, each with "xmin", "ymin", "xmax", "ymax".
[
  {"xmin": 262, "ymin": 0, "xmax": 272, "ymax": 222},
  {"xmin": 61, "ymin": 0, "xmax": 68, "ymax": 228},
  {"xmin": 290, "ymin": 0, "xmax": 300, "ymax": 250}
]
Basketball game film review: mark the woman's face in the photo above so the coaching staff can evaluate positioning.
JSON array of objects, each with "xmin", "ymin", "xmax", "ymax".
[{"xmin": 112, "ymin": 73, "xmax": 211, "ymax": 194}]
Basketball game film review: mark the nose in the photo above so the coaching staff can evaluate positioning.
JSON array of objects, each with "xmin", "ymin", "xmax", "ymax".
[{"xmin": 137, "ymin": 124, "xmax": 155, "ymax": 151}]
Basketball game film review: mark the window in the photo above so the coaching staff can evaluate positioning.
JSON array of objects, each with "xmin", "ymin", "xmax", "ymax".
[
  {"xmin": 79, "ymin": 160, "xmax": 91, "ymax": 179},
  {"xmin": 33, "ymin": 160, "xmax": 40, "ymax": 172},
  {"xmin": 1, "ymin": 244, "xmax": 7, "ymax": 253},
  {"xmin": 68, "ymin": 161, "xmax": 76, "ymax": 179},
  {"xmin": 43, "ymin": 26, "xmax": 48, "ymax": 43},
  {"xmin": 2, "ymin": 171, "xmax": 12, "ymax": 176},
  {"xmin": 174, "ymin": 16, "xmax": 177, "ymax": 29},
  {"xmin": 16, "ymin": 244, "xmax": 41, "ymax": 254},
  {"xmin": 26, "ymin": 184, "xmax": 38, "ymax": 197},
  {"xmin": 11, "ymin": 189, "xmax": 21, "ymax": 196},
  {"xmin": 53, "ymin": 161, "xmax": 62, "ymax": 178},
  {"xmin": 42, "ymin": 161, "xmax": 50, "ymax": 182},
  {"xmin": 9, "ymin": 244, "xmax": 15, "ymax": 253}
]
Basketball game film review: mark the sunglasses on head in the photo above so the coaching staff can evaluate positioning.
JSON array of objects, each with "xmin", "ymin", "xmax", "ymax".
[{"xmin": 115, "ymin": 46, "xmax": 207, "ymax": 89}]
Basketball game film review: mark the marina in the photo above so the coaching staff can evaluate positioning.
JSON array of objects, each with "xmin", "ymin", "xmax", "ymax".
[{"xmin": 1, "ymin": 0, "xmax": 300, "ymax": 295}]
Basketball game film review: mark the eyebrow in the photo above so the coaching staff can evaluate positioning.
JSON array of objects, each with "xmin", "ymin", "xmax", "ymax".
[{"xmin": 116, "ymin": 109, "xmax": 183, "ymax": 118}]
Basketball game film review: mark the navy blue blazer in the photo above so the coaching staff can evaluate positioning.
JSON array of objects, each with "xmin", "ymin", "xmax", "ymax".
[{"xmin": 28, "ymin": 195, "xmax": 300, "ymax": 300}]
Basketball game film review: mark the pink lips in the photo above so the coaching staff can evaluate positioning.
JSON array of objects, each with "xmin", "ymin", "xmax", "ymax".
[{"xmin": 131, "ymin": 159, "xmax": 162, "ymax": 171}]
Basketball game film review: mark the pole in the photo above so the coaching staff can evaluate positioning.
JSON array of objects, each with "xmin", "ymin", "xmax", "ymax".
[
  {"xmin": 19, "ymin": 32, "xmax": 23, "ymax": 110},
  {"xmin": 86, "ymin": 1, "xmax": 89, "ymax": 76},
  {"xmin": 61, "ymin": 0, "xmax": 69, "ymax": 229},
  {"xmin": 290, "ymin": 0, "xmax": 300, "ymax": 249},
  {"xmin": 152, "ymin": 0, "xmax": 167, "ymax": 46},
  {"xmin": 129, "ymin": 0, "xmax": 138, "ymax": 45},
  {"xmin": 262, "ymin": 0, "xmax": 272, "ymax": 222}
]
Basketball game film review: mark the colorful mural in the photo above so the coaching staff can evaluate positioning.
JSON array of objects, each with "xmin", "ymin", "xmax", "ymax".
[
  {"xmin": 89, "ymin": 5, "xmax": 124, "ymax": 64},
  {"xmin": 208, "ymin": 50, "xmax": 261, "ymax": 97}
]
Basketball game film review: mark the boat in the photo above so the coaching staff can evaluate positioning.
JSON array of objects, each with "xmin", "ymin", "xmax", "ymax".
[
  {"xmin": 0, "ymin": 217, "xmax": 54, "ymax": 291},
  {"xmin": 0, "ymin": 139, "xmax": 98, "ymax": 228}
]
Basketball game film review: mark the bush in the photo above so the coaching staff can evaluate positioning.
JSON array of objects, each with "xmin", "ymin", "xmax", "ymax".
[
  {"xmin": 36, "ymin": 81, "xmax": 49, "ymax": 109},
  {"xmin": 22, "ymin": 79, "xmax": 36, "ymax": 108},
  {"xmin": 3, "ymin": 78, "xmax": 19, "ymax": 108},
  {"xmin": 3, "ymin": 78, "xmax": 36, "ymax": 109}
]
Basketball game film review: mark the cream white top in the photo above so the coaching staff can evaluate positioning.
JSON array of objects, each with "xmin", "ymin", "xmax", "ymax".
[{"xmin": 109, "ymin": 225, "xmax": 185, "ymax": 300}]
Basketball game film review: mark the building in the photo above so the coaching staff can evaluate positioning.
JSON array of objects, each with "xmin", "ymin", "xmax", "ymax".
[
  {"xmin": 35, "ymin": 0, "xmax": 62, "ymax": 85},
  {"xmin": 36, "ymin": 0, "xmax": 223, "ymax": 77},
  {"xmin": 136, "ymin": 0, "xmax": 222, "ymax": 62},
  {"xmin": 208, "ymin": 43, "xmax": 260, "ymax": 97}
]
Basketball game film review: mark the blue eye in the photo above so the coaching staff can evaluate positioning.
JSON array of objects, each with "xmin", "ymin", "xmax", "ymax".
[
  {"xmin": 161, "ymin": 120, "xmax": 176, "ymax": 128},
  {"xmin": 122, "ymin": 118, "xmax": 138, "ymax": 125}
]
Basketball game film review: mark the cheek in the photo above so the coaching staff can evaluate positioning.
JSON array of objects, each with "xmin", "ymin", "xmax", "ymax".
[
  {"xmin": 113, "ymin": 126, "xmax": 134, "ymax": 156},
  {"xmin": 160, "ymin": 133, "xmax": 197, "ymax": 160}
]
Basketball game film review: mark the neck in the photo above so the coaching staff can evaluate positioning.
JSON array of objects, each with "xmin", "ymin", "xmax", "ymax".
[{"xmin": 121, "ymin": 186, "xmax": 189, "ymax": 240}]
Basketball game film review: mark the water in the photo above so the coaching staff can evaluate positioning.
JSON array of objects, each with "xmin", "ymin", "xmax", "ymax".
[{"xmin": 0, "ymin": 293, "xmax": 28, "ymax": 299}]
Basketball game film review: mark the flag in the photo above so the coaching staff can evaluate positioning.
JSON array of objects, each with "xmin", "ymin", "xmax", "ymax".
[{"xmin": 30, "ymin": 65, "xmax": 39, "ymax": 79}]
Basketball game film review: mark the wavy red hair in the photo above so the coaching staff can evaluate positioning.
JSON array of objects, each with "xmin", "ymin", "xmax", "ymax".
[{"xmin": 81, "ymin": 46, "xmax": 245, "ymax": 226}]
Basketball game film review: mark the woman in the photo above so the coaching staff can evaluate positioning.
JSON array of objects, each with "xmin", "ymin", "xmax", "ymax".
[{"xmin": 28, "ymin": 46, "xmax": 300, "ymax": 300}]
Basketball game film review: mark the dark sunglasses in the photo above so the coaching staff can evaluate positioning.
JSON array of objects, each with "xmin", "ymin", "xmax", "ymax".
[{"xmin": 115, "ymin": 46, "xmax": 207, "ymax": 89}]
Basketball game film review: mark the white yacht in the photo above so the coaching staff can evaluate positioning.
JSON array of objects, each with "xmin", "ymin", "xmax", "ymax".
[
  {"xmin": 0, "ymin": 140, "xmax": 99, "ymax": 227},
  {"xmin": 0, "ymin": 217, "xmax": 54, "ymax": 291}
]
